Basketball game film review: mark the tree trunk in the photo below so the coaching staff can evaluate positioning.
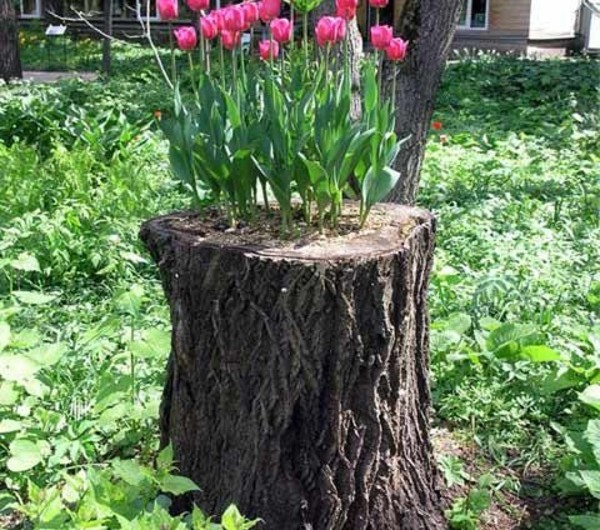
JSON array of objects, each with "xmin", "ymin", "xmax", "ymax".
[
  {"xmin": 386, "ymin": 0, "xmax": 462, "ymax": 204},
  {"xmin": 0, "ymin": 0, "xmax": 23, "ymax": 82},
  {"xmin": 140, "ymin": 204, "xmax": 445, "ymax": 529},
  {"xmin": 102, "ymin": 0, "xmax": 113, "ymax": 76}
]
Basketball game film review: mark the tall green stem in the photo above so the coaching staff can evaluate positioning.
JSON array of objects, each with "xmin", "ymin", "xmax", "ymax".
[
  {"xmin": 375, "ymin": 8, "xmax": 380, "ymax": 26},
  {"xmin": 188, "ymin": 53, "xmax": 199, "ymax": 100},
  {"xmin": 240, "ymin": 37, "xmax": 247, "ymax": 90},
  {"xmin": 392, "ymin": 62, "xmax": 397, "ymax": 107},
  {"xmin": 303, "ymin": 12, "xmax": 308, "ymax": 68},
  {"xmin": 219, "ymin": 39, "xmax": 226, "ymax": 90},
  {"xmin": 168, "ymin": 22, "xmax": 176, "ymax": 84}
]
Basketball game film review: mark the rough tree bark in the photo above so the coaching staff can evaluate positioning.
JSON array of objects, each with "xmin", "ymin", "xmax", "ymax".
[
  {"xmin": 0, "ymin": 0, "xmax": 23, "ymax": 82},
  {"xmin": 102, "ymin": 0, "xmax": 113, "ymax": 76},
  {"xmin": 141, "ymin": 204, "xmax": 445, "ymax": 529},
  {"xmin": 386, "ymin": 0, "xmax": 462, "ymax": 204}
]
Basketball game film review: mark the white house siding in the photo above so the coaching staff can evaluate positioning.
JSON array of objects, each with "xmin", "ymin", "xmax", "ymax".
[{"xmin": 528, "ymin": 0, "xmax": 581, "ymax": 39}]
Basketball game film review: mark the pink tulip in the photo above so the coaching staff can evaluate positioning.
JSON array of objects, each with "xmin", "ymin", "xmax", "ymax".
[
  {"xmin": 370, "ymin": 25, "xmax": 393, "ymax": 50},
  {"xmin": 174, "ymin": 26, "xmax": 197, "ymax": 51},
  {"xmin": 315, "ymin": 16, "xmax": 345, "ymax": 46},
  {"xmin": 200, "ymin": 15, "xmax": 219, "ymax": 39},
  {"xmin": 186, "ymin": 0, "xmax": 209, "ymax": 12},
  {"xmin": 335, "ymin": 0, "xmax": 357, "ymax": 20},
  {"xmin": 259, "ymin": 0, "xmax": 280, "ymax": 23},
  {"xmin": 259, "ymin": 39, "xmax": 279, "ymax": 60},
  {"xmin": 270, "ymin": 18, "xmax": 292, "ymax": 43},
  {"xmin": 242, "ymin": 2, "xmax": 260, "ymax": 26},
  {"xmin": 213, "ymin": 9, "xmax": 226, "ymax": 30},
  {"xmin": 332, "ymin": 16, "xmax": 346, "ymax": 41},
  {"xmin": 221, "ymin": 29, "xmax": 241, "ymax": 50},
  {"xmin": 223, "ymin": 5, "xmax": 246, "ymax": 32},
  {"xmin": 369, "ymin": 0, "xmax": 388, "ymax": 7},
  {"xmin": 158, "ymin": 0, "xmax": 178, "ymax": 20},
  {"xmin": 385, "ymin": 37, "xmax": 408, "ymax": 61}
]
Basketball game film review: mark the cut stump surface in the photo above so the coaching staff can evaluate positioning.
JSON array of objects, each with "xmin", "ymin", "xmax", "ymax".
[{"xmin": 140, "ymin": 203, "xmax": 446, "ymax": 530}]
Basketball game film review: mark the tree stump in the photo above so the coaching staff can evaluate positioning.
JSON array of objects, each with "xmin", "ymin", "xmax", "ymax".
[{"xmin": 140, "ymin": 204, "xmax": 445, "ymax": 530}]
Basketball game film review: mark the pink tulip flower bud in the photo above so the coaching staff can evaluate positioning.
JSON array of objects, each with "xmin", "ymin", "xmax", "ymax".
[
  {"xmin": 221, "ymin": 29, "xmax": 241, "ymax": 50},
  {"xmin": 270, "ymin": 18, "xmax": 292, "ymax": 43},
  {"xmin": 370, "ymin": 25, "xmax": 393, "ymax": 50},
  {"xmin": 369, "ymin": 0, "xmax": 388, "ymax": 7},
  {"xmin": 335, "ymin": 0, "xmax": 357, "ymax": 20},
  {"xmin": 186, "ymin": 0, "xmax": 209, "ymax": 12},
  {"xmin": 259, "ymin": 39, "xmax": 279, "ymax": 60},
  {"xmin": 200, "ymin": 15, "xmax": 219, "ymax": 39},
  {"xmin": 158, "ymin": 0, "xmax": 178, "ymax": 20},
  {"xmin": 224, "ymin": 5, "xmax": 246, "ymax": 32},
  {"xmin": 259, "ymin": 0, "xmax": 280, "ymax": 23},
  {"xmin": 174, "ymin": 26, "xmax": 197, "ymax": 51},
  {"xmin": 315, "ymin": 16, "xmax": 346, "ymax": 46},
  {"xmin": 332, "ymin": 16, "xmax": 346, "ymax": 41},
  {"xmin": 385, "ymin": 37, "xmax": 408, "ymax": 61},
  {"xmin": 242, "ymin": 2, "xmax": 260, "ymax": 26}
]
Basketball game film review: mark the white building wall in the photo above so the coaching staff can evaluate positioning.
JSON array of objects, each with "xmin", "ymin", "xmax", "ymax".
[{"xmin": 529, "ymin": 0, "xmax": 581, "ymax": 39}]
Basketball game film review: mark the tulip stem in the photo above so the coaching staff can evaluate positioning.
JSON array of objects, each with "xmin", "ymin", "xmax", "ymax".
[
  {"xmin": 219, "ymin": 39, "xmax": 225, "ymax": 90},
  {"xmin": 375, "ymin": 8, "xmax": 380, "ymax": 26},
  {"xmin": 392, "ymin": 62, "xmax": 397, "ymax": 107},
  {"xmin": 240, "ymin": 35, "xmax": 247, "ymax": 90},
  {"xmin": 168, "ymin": 22, "xmax": 176, "ymax": 84},
  {"xmin": 344, "ymin": 26, "xmax": 350, "ymax": 98},
  {"xmin": 232, "ymin": 47, "xmax": 239, "ymax": 104},
  {"xmin": 199, "ymin": 32, "xmax": 206, "ymax": 79},
  {"xmin": 378, "ymin": 50, "xmax": 384, "ymax": 95},
  {"xmin": 206, "ymin": 39, "xmax": 211, "ymax": 76},
  {"xmin": 188, "ymin": 53, "xmax": 199, "ymax": 100},
  {"xmin": 303, "ymin": 12, "xmax": 308, "ymax": 68}
]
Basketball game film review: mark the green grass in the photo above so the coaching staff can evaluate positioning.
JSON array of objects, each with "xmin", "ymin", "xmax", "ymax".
[{"xmin": 1, "ymin": 49, "xmax": 599, "ymax": 528}]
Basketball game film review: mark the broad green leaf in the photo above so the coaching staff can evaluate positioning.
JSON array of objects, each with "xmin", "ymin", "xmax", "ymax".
[
  {"xmin": 7, "ymin": 439, "xmax": 43, "ymax": 472},
  {"xmin": 0, "ymin": 419, "xmax": 22, "ymax": 433},
  {"xmin": 580, "ymin": 385, "xmax": 600, "ymax": 411},
  {"xmin": 445, "ymin": 313, "xmax": 472, "ymax": 335},
  {"xmin": 0, "ymin": 492, "xmax": 16, "ymax": 514},
  {"xmin": 114, "ymin": 284, "xmax": 145, "ymax": 316},
  {"xmin": 112, "ymin": 459, "xmax": 150, "ymax": 487},
  {"xmin": 10, "ymin": 328, "xmax": 41, "ymax": 349},
  {"xmin": 10, "ymin": 253, "xmax": 40, "ymax": 272},
  {"xmin": 520, "ymin": 345, "xmax": 561, "ymax": 363},
  {"xmin": 578, "ymin": 470, "xmax": 600, "ymax": 499},
  {"xmin": 12, "ymin": 291, "xmax": 57, "ymax": 305},
  {"xmin": 0, "ymin": 354, "xmax": 41, "ymax": 382},
  {"xmin": 0, "ymin": 381, "xmax": 19, "ymax": 405},
  {"xmin": 363, "ymin": 166, "xmax": 401, "ymax": 209},
  {"xmin": 128, "ymin": 328, "xmax": 171, "ymax": 359},
  {"xmin": 0, "ymin": 322, "xmax": 10, "ymax": 352},
  {"xmin": 570, "ymin": 514, "xmax": 600, "ymax": 529},
  {"xmin": 25, "ymin": 342, "xmax": 66, "ymax": 368},
  {"xmin": 485, "ymin": 322, "xmax": 538, "ymax": 358},
  {"xmin": 157, "ymin": 443, "xmax": 174, "ymax": 472},
  {"xmin": 160, "ymin": 474, "xmax": 200, "ymax": 496},
  {"xmin": 584, "ymin": 419, "xmax": 600, "ymax": 463}
]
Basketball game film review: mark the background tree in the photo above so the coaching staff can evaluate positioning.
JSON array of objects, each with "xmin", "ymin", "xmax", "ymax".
[
  {"xmin": 0, "ymin": 0, "xmax": 23, "ymax": 82},
  {"xmin": 102, "ymin": 0, "xmax": 113, "ymax": 75},
  {"xmin": 387, "ymin": 0, "xmax": 463, "ymax": 204}
]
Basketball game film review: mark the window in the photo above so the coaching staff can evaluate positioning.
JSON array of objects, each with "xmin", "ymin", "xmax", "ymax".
[
  {"xmin": 458, "ymin": 0, "xmax": 489, "ymax": 30},
  {"xmin": 19, "ymin": 0, "xmax": 42, "ymax": 17}
]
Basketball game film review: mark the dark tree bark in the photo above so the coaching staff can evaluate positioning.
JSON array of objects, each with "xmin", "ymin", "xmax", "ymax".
[
  {"xmin": 140, "ymin": 204, "xmax": 445, "ymax": 529},
  {"xmin": 0, "ymin": 0, "xmax": 23, "ymax": 82},
  {"xmin": 386, "ymin": 0, "xmax": 462, "ymax": 204},
  {"xmin": 102, "ymin": 0, "xmax": 113, "ymax": 75}
]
